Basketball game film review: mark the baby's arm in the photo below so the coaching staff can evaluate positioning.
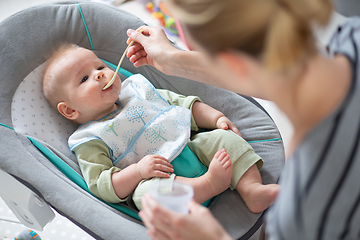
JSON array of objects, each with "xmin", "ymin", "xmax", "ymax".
[
  {"xmin": 192, "ymin": 101, "xmax": 241, "ymax": 136},
  {"xmin": 111, "ymin": 155, "xmax": 173, "ymax": 199},
  {"xmin": 156, "ymin": 89, "xmax": 241, "ymax": 135},
  {"xmin": 74, "ymin": 139, "xmax": 123, "ymax": 203},
  {"xmin": 74, "ymin": 139, "xmax": 173, "ymax": 202}
]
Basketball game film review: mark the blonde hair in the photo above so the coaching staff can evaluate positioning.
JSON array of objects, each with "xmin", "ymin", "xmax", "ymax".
[
  {"xmin": 167, "ymin": 0, "xmax": 333, "ymax": 71},
  {"xmin": 42, "ymin": 43, "xmax": 79, "ymax": 110}
]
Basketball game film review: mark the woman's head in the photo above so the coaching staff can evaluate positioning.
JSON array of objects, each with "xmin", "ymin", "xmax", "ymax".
[{"xmin": 167, "ymin": 0, "xmax": 333, "ymax": 72}]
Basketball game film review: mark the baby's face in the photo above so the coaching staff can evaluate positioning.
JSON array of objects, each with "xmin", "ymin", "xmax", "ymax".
[{"xmin": 55, "ymin": 47, "xmax": 121, "ymax": 123}]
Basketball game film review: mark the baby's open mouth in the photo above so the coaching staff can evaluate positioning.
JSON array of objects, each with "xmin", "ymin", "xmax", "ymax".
[
  {"xmin": 103, "ymin": 76, "xmax": 115, "ymax": 90},
  {"xmin": 103, "ymin": 79, "xmax": 113, "ymax": 90}
]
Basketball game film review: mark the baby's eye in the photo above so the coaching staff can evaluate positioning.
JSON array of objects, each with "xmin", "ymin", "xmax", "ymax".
[
  {"xmin": 98, "ymin": 66, "xmax": 105, "ymax": 70},
  {"xmin": 81, "ymin": 76, "xmax": 88, "ymax": 83}
]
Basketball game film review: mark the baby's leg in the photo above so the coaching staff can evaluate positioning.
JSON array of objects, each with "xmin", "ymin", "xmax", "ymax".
[
  {"xmin": 188, "ymin": 129, "xmax": 278, "ymax": 212},
  {"xmin": 236, "ymin": 164, "xmax": 279, "ymax": 213},
  {"xmin": 133, "ymin": 174, "xmax": 176, "ymax": 210},
  {"xmin": 176, "ymin": 149, "xmax": 232, "ymax": 204}
]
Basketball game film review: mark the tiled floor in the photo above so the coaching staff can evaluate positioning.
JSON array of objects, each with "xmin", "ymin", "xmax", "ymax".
[{"xmin": 0, "ymin": 0, "xmax": 348, "ymax": 239}]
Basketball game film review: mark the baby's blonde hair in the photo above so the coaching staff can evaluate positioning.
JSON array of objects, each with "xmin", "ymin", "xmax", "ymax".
[
  {"xmin": 42, "ymin": 43, "xmax": 79, "ymax": 110},
  {"xmin": 167, "ymin": 0, "xmax": 333, "ymax": 71}
]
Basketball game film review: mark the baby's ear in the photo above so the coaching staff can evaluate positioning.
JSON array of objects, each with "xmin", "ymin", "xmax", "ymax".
[{"xmin": 57, "ymin": 102, "xmax": 79, "ymax": 120}]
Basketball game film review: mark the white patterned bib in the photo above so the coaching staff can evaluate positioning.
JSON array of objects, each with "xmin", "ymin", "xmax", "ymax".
[{"xmin": 69, "ymin": 74, "xmax": 191, "ymax": 169}]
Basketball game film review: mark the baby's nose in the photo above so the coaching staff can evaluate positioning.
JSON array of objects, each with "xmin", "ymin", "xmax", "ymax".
[{"xmin": 96, "ymin": 72, "xmax": 105, "ymax": 81}]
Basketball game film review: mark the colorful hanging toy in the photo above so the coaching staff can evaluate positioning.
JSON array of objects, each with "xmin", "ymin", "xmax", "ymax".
[
  {"xmin": 14, "ymin": 230, "xmax": 41, "ymax": 240},
  {"xmin": 145, "ymin": 0, "xmax": 179, "ymax": 36}
]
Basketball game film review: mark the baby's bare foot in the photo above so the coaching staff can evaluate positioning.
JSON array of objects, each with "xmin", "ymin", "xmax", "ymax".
[
  {"xmin": 243, "ymin": 183, "xmax": 279, "ymax": 213},
  {"xmin": 204, "ymin": 149, "xmax": 233, "ymax": 196}
]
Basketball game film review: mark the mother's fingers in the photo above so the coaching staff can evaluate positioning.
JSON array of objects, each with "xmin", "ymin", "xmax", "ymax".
[
  {"xmin": 147, "ymin": 228, "xmax": 172, "ymax": 240},
  {"xmin": 128, "ymin": 49, "xmax": 148, "ymax": 65},
  {"xmin": 126, "ymin": 26, "xmax": 147, "ymax": 44},
  {"xmin": 127, "ymin": 43, "xmax": 144, "ymax": 57},
  {"xmin": 140, "ymin": 195, "xmax": 174, "ymax": 234},
  {"xmin": 140, "ymin": 195, "xmax": 172, "ymax": 225}
]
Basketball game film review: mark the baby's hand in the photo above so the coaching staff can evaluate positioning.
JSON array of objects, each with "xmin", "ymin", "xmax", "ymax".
[
  {"xmin": 216, "ymin": 116, "xmax": 242, "ymax": 137},
  {"xmin": 137, "ymin": 155, "xmax": 174, "ymax": 179}
]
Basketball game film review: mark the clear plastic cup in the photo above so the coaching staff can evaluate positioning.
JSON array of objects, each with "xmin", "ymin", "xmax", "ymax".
[{"xmin": 148, "ymin": 180, "xmax": 194, "ymax": 214}]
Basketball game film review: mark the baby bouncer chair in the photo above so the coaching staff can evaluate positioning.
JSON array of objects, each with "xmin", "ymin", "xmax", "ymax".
[{"xmin": 0, "ymin": 2, "xmax": 284, "ymax": 239}]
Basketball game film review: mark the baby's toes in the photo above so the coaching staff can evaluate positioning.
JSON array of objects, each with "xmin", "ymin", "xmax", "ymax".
[{"xmin": 214, "ymin": 149, "xmax": 226, "ymax": 159}]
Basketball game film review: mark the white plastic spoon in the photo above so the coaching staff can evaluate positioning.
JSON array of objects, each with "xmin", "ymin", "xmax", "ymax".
[{"xmin": 103, "ymin": 29, "xmax": 143, "ymax": 90}]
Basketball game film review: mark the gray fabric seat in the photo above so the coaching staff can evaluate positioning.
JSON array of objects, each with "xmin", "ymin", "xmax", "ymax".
[
  {"xmin": 334, "ymin": 0, "xmax": 360, "ymax": 17},
  {"xmin": 0, "ymin": 2, "xmax": 284, "ymax": 239}
]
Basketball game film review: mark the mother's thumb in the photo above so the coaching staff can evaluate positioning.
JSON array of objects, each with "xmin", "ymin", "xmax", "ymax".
[{"xmin": 126, "ymin": 28, "xmax": 142, "ymax": 44}]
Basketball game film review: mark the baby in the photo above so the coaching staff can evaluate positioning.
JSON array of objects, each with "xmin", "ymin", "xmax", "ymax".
[{"xmin": 42, "ymin": 43, "xmax": 278, "ymax": 213}]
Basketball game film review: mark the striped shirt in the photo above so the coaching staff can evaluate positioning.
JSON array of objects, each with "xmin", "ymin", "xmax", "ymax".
[{"xmin": 266, "ymin": 17, "xmax": 360, "ymax": 240}]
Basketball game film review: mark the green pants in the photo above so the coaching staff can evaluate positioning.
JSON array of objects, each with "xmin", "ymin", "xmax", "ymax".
[{"xmin": 133, "ymin": 129, "xmax": 262, "ymax": 210}]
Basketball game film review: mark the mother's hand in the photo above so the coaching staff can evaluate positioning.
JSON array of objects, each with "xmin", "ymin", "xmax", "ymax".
[
  {"xmin": 126, "ymin": 26, "xmax": 177, "ymax": 75},
  {"xmin": 139, "ymin": 194, "xmax": 233, "ymax": 240}
]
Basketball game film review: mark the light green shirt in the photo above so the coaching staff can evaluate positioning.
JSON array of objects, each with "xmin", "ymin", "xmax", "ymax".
[{"xmin": 73, "ymin": 89, "xmax": 201, "ymax": 203}]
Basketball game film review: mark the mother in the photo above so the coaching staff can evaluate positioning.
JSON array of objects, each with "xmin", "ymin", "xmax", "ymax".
[{"xmin": 126, "ymin": 0, "xmax": 360, "ymax": 239}]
